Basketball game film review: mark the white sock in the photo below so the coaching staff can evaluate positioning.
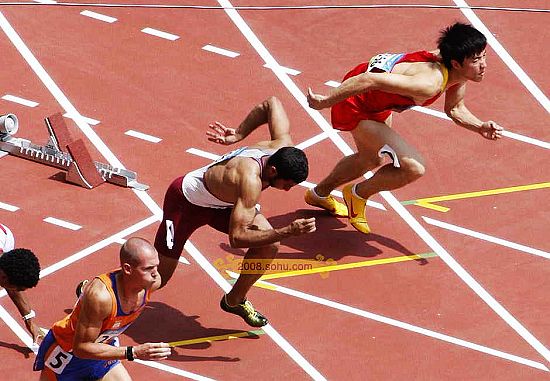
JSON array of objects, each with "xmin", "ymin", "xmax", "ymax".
[
  {"xmin": 311, "ymin": 188, "xmax": 328, "ymax": 199},
  {"xmin": 351, "ymin": 184, "xmax": 366, "ymax": 200}
]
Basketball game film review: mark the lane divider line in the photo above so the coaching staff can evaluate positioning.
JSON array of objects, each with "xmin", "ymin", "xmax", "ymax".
[
  {"xmin": 80, "ymin": 10, "xmax": 117, "ymax": 23},
  {"xmin": 141, "ymin": 27, "xmax": 179, "ymax": 41},
  {"xmin": 423, "ymin": 217, "xmax": 550, "ymax": 260},
  {"xmin": 227, "ymin": 272, "xmax": 548, "ymax": 372},
  {"xmin": 43, "ymin": 217, "xmax": 82, "ymax": 231},
  {"xmin": 202, "ymin": 44, "xmax": 240, "ymax": 58},
  {"xmin": 1, "ymin": 94, "xmax": 38, "ymax": 107},
  {"xmin": 125, "ymin": 129, "xmax": 162, "ymax": 143}
]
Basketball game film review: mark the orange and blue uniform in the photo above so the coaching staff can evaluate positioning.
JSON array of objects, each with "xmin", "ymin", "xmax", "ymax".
[
  {"xmin": 34, "ymin": 270, "xmax": 150, "ymax": 380},
  {"xmin": 331, "ymin": 51, "xmax": 449, "ymax": 130}
]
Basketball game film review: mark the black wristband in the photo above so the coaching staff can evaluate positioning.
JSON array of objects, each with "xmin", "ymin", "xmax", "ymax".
[{"xmin": 126, "ymin": 346, "xmax": 135, "ymax": 361}]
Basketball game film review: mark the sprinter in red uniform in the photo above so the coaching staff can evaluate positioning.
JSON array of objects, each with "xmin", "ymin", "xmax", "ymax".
[
  {"xmin": 305, "ymin": 22, "xmax": 503, "ymax": 234},
  {"xmin": 34, "ymin": 238, "xmax": 171, "ymax": 380}
]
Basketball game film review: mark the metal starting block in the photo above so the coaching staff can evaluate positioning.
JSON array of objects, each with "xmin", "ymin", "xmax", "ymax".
[{"xmin": 0, "ymin": 113, "xmax": 149, "ymax": 191}]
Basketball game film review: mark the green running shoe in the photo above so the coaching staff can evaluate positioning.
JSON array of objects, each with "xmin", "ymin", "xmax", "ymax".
[{"xmin": 220, "ymin": 295, "xmax": 268, "ymax": 327}]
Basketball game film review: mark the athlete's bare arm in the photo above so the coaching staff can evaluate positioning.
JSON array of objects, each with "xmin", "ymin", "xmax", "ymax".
[
  {"xmin": 6, "ymin": 289, "xmax": 43, "ymax": 343},
  {"xmin": 444, "ymin": 82, "xmax": 503, "ymax": 140},
  {"xmin": 207, "ymin": 96, "xmax": 293, "ymax": 149},
  {"xmin": 228, "ymin": 169, "xmax": 315, "ymax": 248},
  {"xmin": 72, "ymin": 279, "xmax": 170, "ymax": 361},
  {"xmin": 307, "ymin": 64, "xmax": 444, "ymax": 109}
]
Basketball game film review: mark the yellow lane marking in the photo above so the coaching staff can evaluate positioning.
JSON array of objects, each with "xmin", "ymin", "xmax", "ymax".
[
  {"xmin": 407, "ymin": 182, "xmax": 550, "ymax": 212},
  {"xmin": 168, "ymin": 329, "xmax": 264, "ymax": 347},
  {"xmin": 258, "ymin": 252, "xmax": 437, "ymax": 281}
]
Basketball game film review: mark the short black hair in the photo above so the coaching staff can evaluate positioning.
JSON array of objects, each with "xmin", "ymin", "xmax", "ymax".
[
  {"xmin": 267, "ymin": 147, "xmax": 308, "ymax": 184},
  {"xmin": 437, "ymin": 22, "xmax": 487, "ymax": 68},
  {"xmin": 0, "ymin": 248, "xmax": 40, "ymax": 288}
]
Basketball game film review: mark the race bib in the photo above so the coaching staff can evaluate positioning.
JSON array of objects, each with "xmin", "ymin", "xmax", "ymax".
[
  {"xmin": 368, "ymin": 53, "xmax": 404, "ymax": 73},
  {"xmin": 45, "ymin": 346, "xmax": 73, "ymax": 374}
]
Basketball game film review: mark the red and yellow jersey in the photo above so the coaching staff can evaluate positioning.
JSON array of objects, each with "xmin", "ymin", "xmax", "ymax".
[
  {"xmin": 51, "ymin": 270, "xmax": 150, "ymax": 351},
  {"xmin": 331, "ymin": 51, "xmax": 449, "ymax": 130}
]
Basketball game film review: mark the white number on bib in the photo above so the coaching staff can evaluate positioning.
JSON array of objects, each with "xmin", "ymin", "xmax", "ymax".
[{"xmin": 166, "ymin": 220, "xmax": 174, "ymax": 250}]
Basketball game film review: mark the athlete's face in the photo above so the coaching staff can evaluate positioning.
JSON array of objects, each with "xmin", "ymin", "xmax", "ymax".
[
  {"xmin": 269, "ymin": 177, "xmax": 297, "ymax": 191},
  {"xmin": 455, "ymin": 49, "xmax": 487, "ymax": 82},
  {"xmin": 131, "ymin": 251, "xmax": 160, "ymax": 289}
]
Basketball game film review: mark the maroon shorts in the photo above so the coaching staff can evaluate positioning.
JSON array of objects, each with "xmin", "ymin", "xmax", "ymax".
[{"xmin": 154, "ymin": 176, "xmax": 233, "ymax": 260}]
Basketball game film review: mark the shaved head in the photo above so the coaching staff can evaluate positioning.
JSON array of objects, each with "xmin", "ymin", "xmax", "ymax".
[{"xmin": 120, "ymin": 237, "xmax": 156, "ymax": 267}]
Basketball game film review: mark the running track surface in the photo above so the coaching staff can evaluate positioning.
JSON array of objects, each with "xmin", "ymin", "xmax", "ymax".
[{"xmin": 0, "ymin": 1, "xmax": 548, "ymax": 380}]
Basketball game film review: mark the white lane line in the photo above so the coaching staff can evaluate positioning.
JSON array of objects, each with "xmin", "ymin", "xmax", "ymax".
[
  {"xmin": 185, "ymin": 148, "xmax": 220, "ymax": 160},
  {"xmin": 411, "ymin": 106, "xmax": 550, "ymax": 149},
  {"xmin": 295, "ymin": 131, "xmax": 329, "ymax": 150},
  {"xmin": 178, "ymin": 256, "xmax": 190, "ymax": 265},
  {"xmin": 423, "ymin": 217, "xmax": 550, "ymax": 260},
  {"xmin": 80, "ymin": 10, "xmax": 117, "ymax": 23},
  {"xmin": 141, "ymin": 27, "xmax": 179, "ymax": 41},
  {"xmin": 43, "ymin": 217, "xmax": 82, "ymax": 231},
  {"xmin": 125, "ymin": 129, "xmax": 162, "ymax": 143},
  {"xmin": 202, "ymin": 44, "xmax": 240, "ymax": 58},
  {"xmin": 63, "ymin": 113, "xmax": 100, "ymax": 126},
  {"xmin": 135, "ymin": 359, "xmax": 217, "ymax": 381},
  {"xmin": 0, "ymin": 305, "xmax": 37, "ymax": 353},
  {"xmin": 214, "ymin": 1, "xmax": 550, "ymax": 366},
  {"xmin": 0, "ymin": 201, "xmax": 19, "ymax": 212},
  {"xmin": 33, "ymin": 0, "xmax": 56, "ymax": 3},
  {"xmin": 454, "ymin": 0, "xmax": 550, "ymax": 114},
  {"xmin": 324, "ymin": 80, "xmax": 341, "ymax": 88},
  {"xmin": 263, "ymin": 63, "xmax": 301, "ymax": 76},
  {"xmin": 185, "ymin": 147, "xmax": 386, "ymax": 211},
  {"xmin": 501, "ymin": 130, "xmax": 549, "ymax": 149},
  {"xmin": 112, "ymin": 237, "xmax": 127, "ymax": 245},
  {"xmin": 233, "ymin": 273, "xmax": 548, "ymax": 372},
  {"xmin": 1, "ymin": 94, "xmax": 38, "ymax": 107},
  {"xmin": 183, "ymin": 240, "xmax": 327, "ymax": 380}
]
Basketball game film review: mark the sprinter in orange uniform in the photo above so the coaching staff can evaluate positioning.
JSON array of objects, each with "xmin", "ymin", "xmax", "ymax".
[{"xmin": 34, "ymin": 237, "xmax": 171, "ymax": 380}]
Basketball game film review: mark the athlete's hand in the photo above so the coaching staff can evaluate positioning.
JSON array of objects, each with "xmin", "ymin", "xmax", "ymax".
[
  {"xmin": 207, "ymin": 121, "xmax": 242, "ymax": 145},
  {"xmin": 26, "ymin": 320, "xmax": 45, "ymax": 345},
  {"xmin": 307, "ymin": 88, "xmax": 329, "ymax": 110},
  {"xmin": 479, "ymin": 121, "xmax": 503, "ymax": 140},
  {"xmin": 134, "ymin": 342, "xmax": 172, "ymax": 361},
  {"xmin": 288, "ymin": 218, "xmax": 316, "ymax": 236}
]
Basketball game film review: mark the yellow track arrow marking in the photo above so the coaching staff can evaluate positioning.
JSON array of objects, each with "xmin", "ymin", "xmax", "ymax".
[{"xmin": 404, "ymin": 182, "xmax": 550, "ymax": 212}]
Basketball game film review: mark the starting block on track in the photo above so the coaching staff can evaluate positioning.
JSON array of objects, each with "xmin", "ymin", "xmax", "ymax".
[{"xmin": 0, "ymin": 113, "xmax": 149, "ymax": 191}]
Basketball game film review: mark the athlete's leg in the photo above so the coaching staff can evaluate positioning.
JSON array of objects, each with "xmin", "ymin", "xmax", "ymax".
[
  {"xmin": 313, "ymin": 115, "xmax": 392, "ymax": 197},
  {"xmin": 154, "ymin": 177, "xmax": 206, "ymax": 288},
  {"xmin": 352, "ymin": 119, "xmax": 425, "ymax": 199},
  {"xmin": 100, "ymin": 363, "xmax": 131, "ymax": 381}
]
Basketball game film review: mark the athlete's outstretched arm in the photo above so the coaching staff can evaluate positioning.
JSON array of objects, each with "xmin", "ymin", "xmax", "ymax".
[
  {"xmin": 444, "ymin": 83, "xmax": 503, "ymax": 140},
  {"xmin": 307, "ymin": 70, "xmax": 443, "ymax": 109},
  {"xmin": 228, "ymin": 171, "xmax": 315, "ymax": 248},
  {"xmin": 207, "ymin": 96, "xmax": 292, "ymax": 148}
]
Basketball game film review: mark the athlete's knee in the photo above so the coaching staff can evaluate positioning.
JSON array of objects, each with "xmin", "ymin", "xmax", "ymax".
[{"xmin": 399, "ymin": 157, "xmax": 426, "ymax": 182}]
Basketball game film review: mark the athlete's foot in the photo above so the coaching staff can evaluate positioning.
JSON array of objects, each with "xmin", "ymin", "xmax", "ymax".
[
  {"xmin": 342, "ymin": 184, "xmax": 371, "ymax": 234},
  {"xmin": 220, "ymin": 295, "xmax": 268, "ymax": 327},
  {"xmin": 304, "ymin": 188, "xmax": 348, "ymax": 217}
]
